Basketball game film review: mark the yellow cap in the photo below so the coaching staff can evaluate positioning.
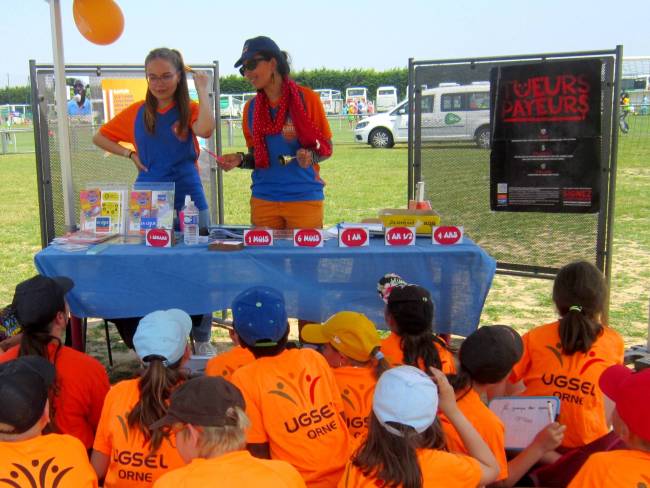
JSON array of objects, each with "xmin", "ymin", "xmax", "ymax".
[{"xmin": 302, "ymin": 311, "xmax": 381, "ymax": 362}]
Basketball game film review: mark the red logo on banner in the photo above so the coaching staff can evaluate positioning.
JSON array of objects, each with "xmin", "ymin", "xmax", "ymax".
[
  {"xmin": 294, "ymin": 229, "xmax": 323, "ymax": 247},
  {"xmin": 146, "ymin": 229, "xmax": 170, "ymax": 247},
  {"xmin": 433, "ymin": 226, "xmax": 462, "ymax": 245},
  {"xmin": 340, "ymin": 228, "xmax": 368, "ymax": 247},
  {"xmin": 385, "ymin": 227, "xmax": 415, "ymax": 246},
  {"xmin": 244, "ymin": 229, "xmax": 273, "ymax": 246}
]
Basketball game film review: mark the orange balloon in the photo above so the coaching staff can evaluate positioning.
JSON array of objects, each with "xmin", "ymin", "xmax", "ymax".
[{"xmin": 73, "ymin": 0, "xmax": 124, "ymax": 45}]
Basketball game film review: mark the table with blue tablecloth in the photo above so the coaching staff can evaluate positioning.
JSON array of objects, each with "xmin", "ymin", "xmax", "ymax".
[{"xmin": 35, "ymin": 237, "xmax": 496, "ymax": 338}]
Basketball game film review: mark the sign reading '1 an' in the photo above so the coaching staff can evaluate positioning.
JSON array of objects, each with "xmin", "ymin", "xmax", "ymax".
[{"xmin": 489, "ymin": 58, "xmax": 602, "ymax": 213}]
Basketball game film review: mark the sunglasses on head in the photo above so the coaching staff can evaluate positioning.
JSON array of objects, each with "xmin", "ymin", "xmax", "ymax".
[{"xmin": 239, "ymin": 57, "xmax": 268, "ymax": 76}]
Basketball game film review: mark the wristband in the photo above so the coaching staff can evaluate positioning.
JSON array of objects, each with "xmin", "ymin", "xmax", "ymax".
[{"xmin": 127, "ymin": 150, "xmax": 134, "ymax": 160}]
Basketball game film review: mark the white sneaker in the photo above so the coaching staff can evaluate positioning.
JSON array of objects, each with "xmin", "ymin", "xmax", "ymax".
[{"xmin": 194, "ymin": 341, "xmax": 216, "ymax": 357}]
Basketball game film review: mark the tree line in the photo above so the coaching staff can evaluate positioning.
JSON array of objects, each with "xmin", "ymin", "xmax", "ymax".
[{"xmin": 1, "ymin": 68, "xmax": 409, "ymax": 105}]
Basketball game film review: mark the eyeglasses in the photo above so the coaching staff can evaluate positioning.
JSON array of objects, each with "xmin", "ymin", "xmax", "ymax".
[
  {"xmin": 239, "ymin": 57, "xmax": 268, "ymax": 76},
  {"xmin": 146, "ymin": 72, "xmax": 178, "ymax": 85}
]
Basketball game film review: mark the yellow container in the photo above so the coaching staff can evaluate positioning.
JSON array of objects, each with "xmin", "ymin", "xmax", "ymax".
[{"xmin": 379, "ymin": 208, "xmax": 441, "ymax": 235}]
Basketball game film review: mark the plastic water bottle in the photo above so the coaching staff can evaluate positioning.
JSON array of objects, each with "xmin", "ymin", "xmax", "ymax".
[{"xmin": 182, "ymin": 195, "xmax": 199, "ymax": 246}]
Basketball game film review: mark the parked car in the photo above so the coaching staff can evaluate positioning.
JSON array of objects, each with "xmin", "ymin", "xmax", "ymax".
[{"xmin": 354, "ymin": 83, "xmax": 491, "ymax": 149}]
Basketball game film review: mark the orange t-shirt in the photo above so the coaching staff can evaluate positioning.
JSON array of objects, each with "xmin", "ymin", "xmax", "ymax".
[
  {"xmin": 337, "ymin": 448, "xmax": 481, "ymax": 487},
  {"xmin": 153, "ymin": 450, "xmax": 306, "ymax": 487},
  {"xmin": 100, "ymin": 101, "xmax": 201, "ymax": 154},
  {"xmin": 440, "ymin": 388, "xmax": 508, "ymax": 481},
  {"xmin": 242, "ymin": 86, "xmax": 332, "ymax": 146},
  {"xmin": 0, "ymin": 434, "xmax": 98, "ymax": 487},
  {"xmin": 332, "ymin": 366, "xmax": 377, "ymax": 440},
  {"xmin": 204, "ymin": 345, "xmax": 255, "ymax": 379},
  {"xmin": 567, "ymin": 449, "xmax": 650, "ymax": 487},
  {"xmin": 380, "ymin": 333, "xmax": 456, "ymax": 374},
  {"xmin": 0, "ymin": 342, "xmax": 110, "ymax": 449},
  {"xmin": 231, "ymin": 348, "xmax": 350, "ymax": 488},
  {"xmin": 93, "ymin": 378, "xmax": 186, "ymax": 488},
  {"xmin": 509, "ymin": 321, "xmax": 624, "ymax": 448}
]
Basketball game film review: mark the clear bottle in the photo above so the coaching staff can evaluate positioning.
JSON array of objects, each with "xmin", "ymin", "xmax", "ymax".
[{"xmin": 182, "ymin": 195, "xmax": 199, "ymax": 245}]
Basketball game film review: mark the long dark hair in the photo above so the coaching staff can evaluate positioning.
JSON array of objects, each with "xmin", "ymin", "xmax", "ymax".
[
  {"xmin": 553, "ymin": 261, "xmax": 607, "ymax": 355},
  {"xmin": 127, "ymin": 358, "xmax": 187, "ymax": 452},
  {"xmin": 386, "ymin": 285, "xmax": 447, "ymax": 372},
  {"xmin": 256, "ymin": 49, "xmax": 291, "ymax": 78},
  {"xmin": 144, "ymin": 48, "xmax": 191, "ymax": 136},
  {"xmin": 348, "ymin": 413, "xmax": 446, "ymax": 488},
  {"xmin": 17, "ymin": 304, "xmax": 64, "ymax": 433}
]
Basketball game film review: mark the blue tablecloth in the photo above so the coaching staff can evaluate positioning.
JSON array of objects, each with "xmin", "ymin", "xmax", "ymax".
[{"xmin": 35, "ymin": 237, "xmax": 496, "ymax": 336}]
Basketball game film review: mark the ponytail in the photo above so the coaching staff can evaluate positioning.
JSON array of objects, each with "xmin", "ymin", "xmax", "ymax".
[
  {"xmin": 552, "ymin": 261, "xmax": 607, "ymax": 355},
  {"xmin": 370, "ymin": 347, "xmax": 391, "ymax": 380},
  {"xmin": 401, "ymin": 331, "xmax": 443, "ymax": 372},
  {"xmin": 558, "ymin": 308, "xmax": 603, "ymax": 354},
  {"xmin": 351, "ymin": 413, "xmax": 445, "ymax": 488},
  {"xmin": 127, "ymin": 358, "xmax": 186, "ymax": 452}
]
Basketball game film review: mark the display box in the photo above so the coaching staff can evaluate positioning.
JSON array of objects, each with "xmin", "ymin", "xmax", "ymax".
[{"xmin": 379, "ymin": 208, "xmax": 441, "ymax": 235}]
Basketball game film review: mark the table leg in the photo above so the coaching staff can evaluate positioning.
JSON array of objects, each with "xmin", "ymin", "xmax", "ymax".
[{"xmin": 70, "ymin": 316, "xmax": 84, "ymax": 352}]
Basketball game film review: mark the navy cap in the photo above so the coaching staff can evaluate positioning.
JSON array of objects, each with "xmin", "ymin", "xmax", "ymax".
[
  {"xmin": 234, "ymin": 36, "xmax": 281, "ymax": 68},
  {"xmin": 232, "ymin": 286, "xmax": 288, "ymax": 347}
]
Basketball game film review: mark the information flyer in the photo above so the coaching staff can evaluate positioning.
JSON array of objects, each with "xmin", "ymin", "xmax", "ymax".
[{"xmin": 489, "ymin": 58, "xmax": 602, "ymax": 213}]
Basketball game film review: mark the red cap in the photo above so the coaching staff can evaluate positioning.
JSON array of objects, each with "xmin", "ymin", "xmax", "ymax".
[{"xmin": 599, "ymin": 364, "xmax": 650, "ymax": 441}]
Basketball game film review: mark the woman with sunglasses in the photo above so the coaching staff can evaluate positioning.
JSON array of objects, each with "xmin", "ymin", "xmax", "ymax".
[
  {"xmin": 93, "ymin": 47, "xmax": 216, "ymax": 230},
  {"xmin": 219, "ymin": 36, "xmax": 333, "ymax": 229}
]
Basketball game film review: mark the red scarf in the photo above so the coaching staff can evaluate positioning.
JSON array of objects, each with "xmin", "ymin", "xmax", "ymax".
[{"xmin": 252, "ymin": 77, "xmax": 332, "ymax": 169}]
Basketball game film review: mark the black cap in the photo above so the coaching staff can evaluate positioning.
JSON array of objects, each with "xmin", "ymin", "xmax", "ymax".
[
  {"xmin": 459, "ymin": 325, "xmax": 523, "ymax": 384},
  {"xmin": 0, "ymin": 356, "xmax": 55, "ymax": 434},
  {"xmin": 150, "ymin": 376, "xmax": 246, "ymax": 430},
  {"xmin": 12, "ymin": 275, "xmax": 73, "ymax": 329},
  {"xmin": 386, "ymin": 284, "xmax": 434, "ymax": 334},
  {"xmin": 234, "ymin": 36, "xmax": 281, "ymax": 67}
]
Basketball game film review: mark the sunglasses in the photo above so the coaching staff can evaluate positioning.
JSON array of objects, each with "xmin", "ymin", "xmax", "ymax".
[{"xmin": 239, "ymin": 57, "xmax": 268, "ymax": 76}]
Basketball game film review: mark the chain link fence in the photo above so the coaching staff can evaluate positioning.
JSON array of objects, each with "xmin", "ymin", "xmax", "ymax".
[{"xmin": 408, "ymin": 50, "xmax": 622, "ymax": 278}]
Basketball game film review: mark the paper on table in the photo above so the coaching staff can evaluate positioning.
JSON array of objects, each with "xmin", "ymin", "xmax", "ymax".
[
  {"xmin": 323, "ymin": 222, "xmax": 385, "ymax": 239},
  {"xmin": 488, "ymin": 396, "xmax": 561, "ymax": 450}
]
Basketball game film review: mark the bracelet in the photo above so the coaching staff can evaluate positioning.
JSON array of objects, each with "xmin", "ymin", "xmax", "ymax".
[{"xmin": 127, "ymin": 150, "xmax": 134, "ymax": 160}]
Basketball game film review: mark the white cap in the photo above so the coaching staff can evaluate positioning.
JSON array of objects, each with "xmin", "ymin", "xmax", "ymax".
[
  {"xmin": 134, "ymin": 309, "xmax": 192, "ymax": 366},
  {"xmin": 372, "ymin": 365, "xmax": 438, "ymax": 436},
  {"xmin": 184, "ymin": 194, "xmax": 191, "ymax": 206}
]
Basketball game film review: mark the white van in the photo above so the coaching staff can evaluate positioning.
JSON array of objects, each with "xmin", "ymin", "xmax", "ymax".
[
  {"xmin": 376, "ymin": 86, "xmax": 398, "ymax": 112},
  {"xmin": 315, "ymin": 89, "xmax": 344, "ymax": 115},
  {"xmin": 219, "ymin": 94, "xmax": 243, "ymax": 118},
  {"xmin": 354, "ymin": 83, "xmax": 491, "ymax": 149}
]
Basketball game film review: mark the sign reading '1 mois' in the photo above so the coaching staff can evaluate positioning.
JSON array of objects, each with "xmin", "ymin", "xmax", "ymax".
[{"xmin": 489, "ymin": 58, "xmax": 602, "ymax": 213}]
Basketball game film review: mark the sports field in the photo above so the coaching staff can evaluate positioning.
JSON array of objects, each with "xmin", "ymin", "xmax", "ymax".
[{"xmin": 0, "ymin": 116, "xmax": 648, "ymax": 367}]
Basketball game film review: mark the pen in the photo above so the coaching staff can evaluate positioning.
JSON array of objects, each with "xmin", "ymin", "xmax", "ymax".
[{"xmin": 547, "ymin": 401, "xmax": 554, "ymax": 423}]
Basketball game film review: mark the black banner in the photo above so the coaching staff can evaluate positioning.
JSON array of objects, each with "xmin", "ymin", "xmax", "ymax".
[{"xmin": 489, "ymin": 59, "xmax": 602, "ymax": 213}]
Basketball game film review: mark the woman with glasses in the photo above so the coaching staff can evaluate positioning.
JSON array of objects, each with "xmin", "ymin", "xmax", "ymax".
[
  {"xmin": 92, "ymin": 47, "xmax": 215, "ymax": 229},
  {"xmin": 218, "ymin": 36, "xmax": 333, "ymax": 229}
]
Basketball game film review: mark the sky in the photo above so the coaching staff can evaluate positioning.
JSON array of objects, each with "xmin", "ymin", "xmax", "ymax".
[{"xmin": 2, "ymin": 0, "xmax": 650, "ymax": 87}]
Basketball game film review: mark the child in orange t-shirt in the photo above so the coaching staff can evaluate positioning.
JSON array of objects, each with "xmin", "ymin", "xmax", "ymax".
[
  {"xmin": 379, "ymin": 281, "xmax": 456, "ymax": 374},
  {"xmin": 0, "ymin": 275, "xmax": 110, "ymax": 449},
  {"xmin": 508, "ymin": 261, "xmax": 624, "ymax": 449},
  {"xmin": 151, "ymin": 375, "xmax": 305, "ymax": 487},
  {"xmin": 91, "ymin": 309, "xmax": 193, "ymax": 487},
  {"xmin": 442, "ymin": 325, "xmax": 566, "ymax": 487},
  {"xmin": 0, "ymin": 356, "xmax": 97, "ymax": 487},
  {"xmin": 205, "ymin": 324, "xmax": 255, "ymax": 379},
  {"xmin": 301, "ymin": 311, "xmax": 390, "ymax": 440},
  {"xmin": 229, "ymin": 286, "xmax": 351, "ymax": 488},
  {"xmin": 568, "ymin": 365, "xmax": 650, "ymax": 487},
  {"xmin": 339, "ymin": 365, "xmax": 500, "ymax": 487}
]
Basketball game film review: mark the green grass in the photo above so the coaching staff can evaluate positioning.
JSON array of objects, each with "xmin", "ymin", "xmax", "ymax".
[{"xmin": 0, "ymin": 118, "xmax": 648, "ymax": 357}]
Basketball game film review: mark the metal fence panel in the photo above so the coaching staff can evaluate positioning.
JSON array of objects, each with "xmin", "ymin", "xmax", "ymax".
[
  {"xmin": 31, "ymin": 63, "xmax": 220, "ymax": 247},
  {"xmin": 408, "ymin": 50, "xmax": 620, "ymax": 278}
]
